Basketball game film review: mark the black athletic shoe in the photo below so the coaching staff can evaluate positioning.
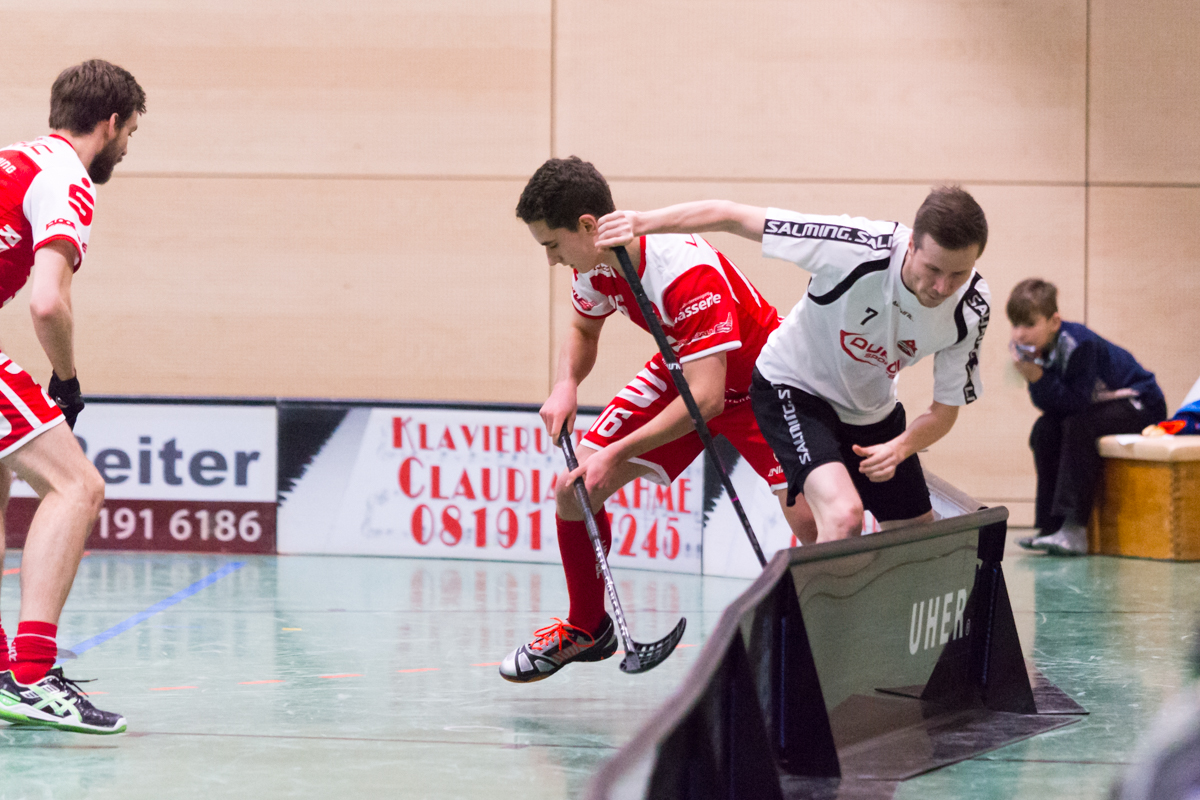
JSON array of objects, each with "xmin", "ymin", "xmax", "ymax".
[
  {"xmin": 0, "ymin": 668, "xmax": 126, "ymax": 734},
  {"xmin": 499, "ymin": 615, "xmax": 618, "ymax": 683}
]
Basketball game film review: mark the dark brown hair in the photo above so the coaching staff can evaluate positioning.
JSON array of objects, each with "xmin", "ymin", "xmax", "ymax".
[
  {"xmin": 49, "ymin": 60, "xmax": 146, "ymax": 135},
  {"xmin": 1006, "ymin": 278, "xmax": 1058, "ymax": 326},
  {"xmin": 912, "ymin": 186, "xmax": 988, "ymax": 255},
  {"xmin": 516, "ymin": 156, "xmax": 615, "ymax": 231}
]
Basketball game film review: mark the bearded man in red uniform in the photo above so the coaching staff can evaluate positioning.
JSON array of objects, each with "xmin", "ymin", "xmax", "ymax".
[{"xmin": 0, "ymin": 60, "xmax": 144, "ymax": 734}]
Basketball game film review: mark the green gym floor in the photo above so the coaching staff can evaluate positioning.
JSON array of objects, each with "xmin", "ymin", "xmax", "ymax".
[{"xmin": 0, "ymin": 531, "xmax": 1196, "ymax": 800}]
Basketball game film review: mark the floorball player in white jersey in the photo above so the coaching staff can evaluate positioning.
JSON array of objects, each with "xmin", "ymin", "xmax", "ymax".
[
  {"xmin": 0, "ymin": 60, "xmax": 145, "ymax": 734},
  {"xmin": 596, "ymin": 187, "xmax": 991, "ymax": 544}
]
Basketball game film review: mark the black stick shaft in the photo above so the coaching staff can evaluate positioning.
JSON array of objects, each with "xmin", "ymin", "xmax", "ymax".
[
  {"xmin": 559, "ymin": 427, "xmax": 640, "ymax": 665},
  {"xmin": 611, "ymin": 245, "xmax": 767, "ymax": 567}
]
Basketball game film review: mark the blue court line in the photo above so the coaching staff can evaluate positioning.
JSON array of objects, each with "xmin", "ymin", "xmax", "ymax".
[{"xmin": 68, "ymin": 562, "xmax": 246, "ymax": 657}]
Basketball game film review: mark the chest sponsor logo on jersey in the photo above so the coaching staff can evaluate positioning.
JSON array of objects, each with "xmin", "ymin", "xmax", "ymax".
[
  {"xmin": 0, "ymin": 225, "xmax": 21, "ymax": 253},
  {"xmin": 840, "ymin": 331, "xmax": 901, "ymax": 377},
  {"xmin": 0, "ymin": 156, "xmax": 16, "ymax": 175},
  {"xmin": 673, "ymin": 291, "xmax": 722, "ymax": 324},
  {"xmin": 897, "ymin": 339, "xmax": 917, "ymax": 358},
  {"xmin": 67, "ymin": 184, "xmax": 94, "ymax": 226},
  {"xmin": 765, "ymin": 220, "xmax": 893, "ymax": 250}
]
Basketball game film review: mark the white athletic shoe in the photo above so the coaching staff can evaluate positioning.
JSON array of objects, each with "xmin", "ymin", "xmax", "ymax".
[
  {"xmin": 499, "ymin": 616, "xmax": 618, "ymax": 683},
  {"xmin": 1040, "ymin": 523, "xmax": 1089, "ymax": 556},
  {"xmin": 1017, "ymin": 533, "xmax": 1054, "ymax": 551}
]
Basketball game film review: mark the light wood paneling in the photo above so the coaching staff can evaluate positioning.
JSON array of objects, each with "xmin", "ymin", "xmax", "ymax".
[
  {"xmin": 1090, "ymin": 0, "xmax": 1200, "ymax": 184},
  {"xmin": 0, "ymin": 1, "xmax": 552, "ymax": 177},
  {"xmin": 1088, "ymin": 188, "xmax": 1200, "ymax": 409},
  {"xmin": 0, "ymin": 177, "xmax": 551, "ymax": 402},
  {"xmin": 1, "ymin": 0, "xmax": 1187, "ymax": 517},
  {"xmin": 556, "ymin": 0, "xmax": 1086, "ymax": 182}
]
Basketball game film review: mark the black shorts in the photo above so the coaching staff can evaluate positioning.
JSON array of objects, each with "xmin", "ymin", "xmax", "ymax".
[{"xmin": 749, "ymin": 369, "xmax": 933, "ymax": 522}]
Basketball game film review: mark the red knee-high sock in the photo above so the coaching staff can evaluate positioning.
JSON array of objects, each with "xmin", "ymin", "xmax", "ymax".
[
  {"xmin": 0, "ymin": 618, "xmax": 9, "ymax": 672},
  {"xmin": 557, "ymin": 512, "xmax": 612, "ymax": 635},
  {"xmin": 12, "ymin": 621, "xmax": 57, "ymax": 685}
]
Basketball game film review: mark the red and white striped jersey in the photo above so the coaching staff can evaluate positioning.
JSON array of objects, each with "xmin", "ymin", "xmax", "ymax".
[
  {"xmin": 571, "ymin": 234, "xmax": 780, "ymax": 396},
  {"xmin": 0, "ymin": 135, "xmax": 94, "ymax": 307}
]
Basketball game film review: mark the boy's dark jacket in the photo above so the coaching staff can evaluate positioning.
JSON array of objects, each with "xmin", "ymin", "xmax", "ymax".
[{"xmin": 1029, "ymin": 321, "xmax": 1163, "ymax": 416}]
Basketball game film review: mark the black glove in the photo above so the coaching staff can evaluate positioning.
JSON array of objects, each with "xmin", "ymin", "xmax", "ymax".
[{"xmin": 48, "ymin": 372, "xmax": 84, "ymax": 429}]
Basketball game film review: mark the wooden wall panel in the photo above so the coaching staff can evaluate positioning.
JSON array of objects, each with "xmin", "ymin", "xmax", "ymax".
[
  {"xmin": 555, "ymin": 0, "xmax": 1085, "ymax": 182},
  {"xmin": 1090, "ymin": 0, "xmax": 1200, "ymax": 183},
  {"xmin": 0, "ymin": 177, "xmax": 551, "ymax": 403},
  {"xmin": 1088, "ymin": 188, "xmax": 1200, "ymax": 410},
  {"xmin": 4, "ymin": 0, "xmax": 1190, "ymax": 521},
  {"xmin": 0, "ymin": 1, "xmax": 552, "ymax": 177}
]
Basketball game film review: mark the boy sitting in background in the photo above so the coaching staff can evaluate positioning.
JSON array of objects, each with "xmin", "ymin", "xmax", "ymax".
[{"xmin": 1008, "ymin": 279, "xmax": 1167, "ymax": 555}]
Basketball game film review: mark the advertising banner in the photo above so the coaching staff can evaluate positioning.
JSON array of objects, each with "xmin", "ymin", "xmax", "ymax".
[
  {"xmin": 277, "ymin": 404, "xmax": 705, "ymax": 574},
  {"xmin": 6, "ymin": 401, "xmax": 278, "ymax": 554}
]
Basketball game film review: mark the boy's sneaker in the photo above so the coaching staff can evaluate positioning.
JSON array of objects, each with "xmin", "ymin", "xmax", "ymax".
[
  {"xmin": 1017, "ymin": 532, "xmax": 1054, "ymax": 550},
  {"xmin": 499, "ymin": 615, "xmax": 618, "ymax": 683},
  {"xmin": 0, "ymin": 668, "xmax": 126, "ymax": 734},
  {"xmin": 1040, "ymin": 523, "xmax": 1089, "ymax": 556}
]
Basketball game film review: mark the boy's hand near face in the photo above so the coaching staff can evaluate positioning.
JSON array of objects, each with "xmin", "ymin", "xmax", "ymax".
[{"xmin": 1009, "ymin": 339, "xmax": 1044, "ymax": 383}]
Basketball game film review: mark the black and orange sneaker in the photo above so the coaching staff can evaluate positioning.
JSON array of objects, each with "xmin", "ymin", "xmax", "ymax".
[{"xmin": 499, "ymin": 615, "xmax": 618, "ymax": 683}]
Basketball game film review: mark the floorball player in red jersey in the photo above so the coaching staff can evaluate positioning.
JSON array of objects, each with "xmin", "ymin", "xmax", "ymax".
[
  {"xmin": 500, "ymin": 157, "xmax": 816, "ymax": 683},
  {"xmin": 595, "ymin": 190, "xmax": 990, "ymax": 546},
  {"xmin": 0, "ymin": 60, "xmax": 145, "ymax": 734}
]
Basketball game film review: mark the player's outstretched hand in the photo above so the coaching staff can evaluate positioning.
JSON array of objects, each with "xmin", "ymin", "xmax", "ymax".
[
  {"xmin": 595, "ymin": 211, "xmax": 638, "ymax": 250},
  {"xmin": 48, "ymin": 372, "xmax": 84, "ymax": 430},
  {"xmin": 852, "ymin": 442, "xmax": 902, "ymax": 483},
  {"xmin": 540, "ymin": 382, "xmax": 578, "ymax": 440}
]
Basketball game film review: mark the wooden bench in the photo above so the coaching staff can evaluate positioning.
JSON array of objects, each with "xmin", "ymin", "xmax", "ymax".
[{"xmin": 1088, "ymin": 435, "xmax": 1200, "ymax": 560}]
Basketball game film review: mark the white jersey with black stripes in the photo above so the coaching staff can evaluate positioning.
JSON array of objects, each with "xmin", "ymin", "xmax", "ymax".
[{"xmin": 755, "ymin": 208, "xmax": 991, "ymax": 426}]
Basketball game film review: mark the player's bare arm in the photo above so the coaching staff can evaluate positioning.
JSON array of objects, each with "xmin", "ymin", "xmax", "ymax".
[
  {"xmin": 596, "ymin": 201, "xmax": 768, "ymax": 248},
  {"xmin": 852, "ymin": 401, "xmax": 960, "ymax": 483},
  {"xmin": 540, "ymin": 312, "xmax": 605, "ymax": 439},
  {"xmin": 569, "ymin": 352, "xmax": 727, "ymax": 497},
  {"xmin": 29, "ymin": 240, "xmax": 78, "ymax": 380}
]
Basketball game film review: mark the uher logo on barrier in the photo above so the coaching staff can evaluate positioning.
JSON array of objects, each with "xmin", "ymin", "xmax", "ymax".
[
  {"xmin": 276, "ymin": 405, "xmax": 704, "ymax": 573},
  {"xmin": 7, "ymin": 403, "xmax": 278, "ymax": 554},
  {"xmin": 908, "ymin": 587, "xmax": 970, "ymax": 655}
]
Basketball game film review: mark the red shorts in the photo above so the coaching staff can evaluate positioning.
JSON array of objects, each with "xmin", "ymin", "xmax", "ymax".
[
  {"xmin": 582, "ymin": 354, "xmax": 786, "ymax": 490},
  {"xmin": 0, "ymin": 353, "xmax": 65, "ymax": 458}
]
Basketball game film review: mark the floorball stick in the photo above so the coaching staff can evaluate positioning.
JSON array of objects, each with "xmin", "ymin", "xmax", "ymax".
[
  {"xmin": 559, "ymin": 426, "xmax": 686, "ymax": 674},
  {"xmin": 611, "ymin": 245, "xmax": 768, "ymax": 568}
]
